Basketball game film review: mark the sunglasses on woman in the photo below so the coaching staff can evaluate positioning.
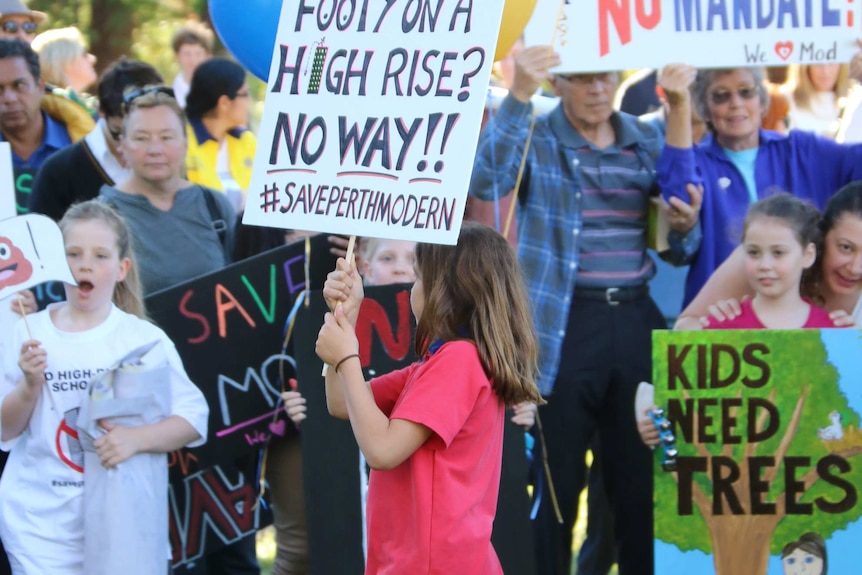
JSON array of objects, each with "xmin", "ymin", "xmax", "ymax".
[
  {"xmin": 122, "ymin": 85, "xmax": 176, "ymax": 114},
  {"xmin": 0, "ymin": 21, "xmax": 38, "ymax": 35},
  {"xmin": 709, "ymin": 86, "xmax": 759, "ymax": 105}
]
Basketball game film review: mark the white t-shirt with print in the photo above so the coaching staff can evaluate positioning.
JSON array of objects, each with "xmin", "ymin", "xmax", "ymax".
[{"xmin": 0, "ymin": 304, "xmax": 208, "ymax": 575}]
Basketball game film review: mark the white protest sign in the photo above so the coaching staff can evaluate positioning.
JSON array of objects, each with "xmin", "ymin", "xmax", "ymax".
[
  {"xmin": 0, "ymin": 143, "xmax": 15, "ymax": 220},
  {"xmin": 525, "ymin": 0, "xmax": 862, "ymax": 73},
  {"xmin": 0, "ymin": 214, "xmax": 76, "ymax": 301},
  {"xmin": 243, "ymin": 0, "xmax": 505, "ymax": 245}
]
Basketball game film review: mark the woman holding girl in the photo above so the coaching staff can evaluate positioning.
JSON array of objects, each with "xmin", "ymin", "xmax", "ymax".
[
  {"xmin": 316, "ymin": 222, "xmax": 543, "ymax": 574},
  {"xmin": 677, "ymin": 182, "xmax": 862, "ymax": 328},
  {"xmin": 0, "ymin": 201, "xmax": 208, "ymax": 574}
]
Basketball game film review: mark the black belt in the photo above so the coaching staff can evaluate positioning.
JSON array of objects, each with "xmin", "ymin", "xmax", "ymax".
[{"xmin": 574, "ymin": 285, "xmax": 649, "ymax": 305}]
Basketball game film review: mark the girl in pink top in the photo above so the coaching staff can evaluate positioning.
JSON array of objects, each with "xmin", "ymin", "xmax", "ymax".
[
  {"xmin": 704, "ymin": 193, "xmax": 839, "ymax": 329},
  {"xmin": 315, "ymin": 222, "xmax": 543, "ymax": 575}
]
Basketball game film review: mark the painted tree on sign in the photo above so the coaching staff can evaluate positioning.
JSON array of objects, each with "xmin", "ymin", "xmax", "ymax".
[{"xmin": 653, "ymin": 330, "xmax": 862, "ymax": 575}]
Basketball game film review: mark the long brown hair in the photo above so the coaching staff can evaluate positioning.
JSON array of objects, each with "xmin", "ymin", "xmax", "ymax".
[
  {"xmin": 59, "ymin": 200, "xmax": 147, "ymax": 319},
  {"xmin": 414, "ymin": 222, "xmax": 542, "ymax": 406}
]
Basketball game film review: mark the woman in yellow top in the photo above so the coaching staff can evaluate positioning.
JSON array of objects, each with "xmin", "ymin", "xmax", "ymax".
[{"xmin": 184, "ymin": 57, "xmax": 256, "ymax": 211}]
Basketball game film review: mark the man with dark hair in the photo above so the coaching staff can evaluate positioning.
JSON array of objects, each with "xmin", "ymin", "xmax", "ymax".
[
  {"xmin": 29, "ymin": 57, "xmax": 163, "ymax": 220},
  {"xmin": 0, "ymin": 38, "xmax": 94, "ymax": 214}
]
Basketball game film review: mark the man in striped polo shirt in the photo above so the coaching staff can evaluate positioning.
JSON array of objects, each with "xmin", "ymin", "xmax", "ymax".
[{"xmin": 469, "ymin": 45, "xmax": 698, "ymax": 575}]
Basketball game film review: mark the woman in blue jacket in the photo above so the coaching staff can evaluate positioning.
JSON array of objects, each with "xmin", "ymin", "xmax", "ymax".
[{"xmin": 657, "ymin": 62, "xmax": 862, "ymax": 307}]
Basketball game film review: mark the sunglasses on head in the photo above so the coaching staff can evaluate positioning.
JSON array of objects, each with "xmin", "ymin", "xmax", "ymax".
[
  {"xmin": 709, "ymin": 86, "xmax": 759, "ymax": 105},
  {"xmin": 0, "ymin": 21, "xmax": 37, "ymax": 34},
  {"xmin": 122, "ymin": 85, "xmax": 175, "ymax": 113}
]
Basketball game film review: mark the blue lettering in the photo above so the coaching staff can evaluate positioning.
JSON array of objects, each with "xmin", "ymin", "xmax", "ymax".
[
  {"xmin": 822, "ymin": 0, "xmax": 839, "ymax": 26},
  {"xmin": 777, "ymin": 0, "xmax": 799, "ymax": 27},
  {"xmin": 734, "ymin": 0, "xmax": 752, "ymax": 27},
  {"xmin": 675, "ymin": 0, "xmax": 703, "ymax": 31},
  {"xmin": 804, "ymin": 0, "xmax": 813, "ymax": 25},
  {"xmin": 757, "ymin": 0, "xmax": 774, "ymax": 27},
  {"xmin": 707, "ymin": 0, "xmax": 729, "ymax": 30}
]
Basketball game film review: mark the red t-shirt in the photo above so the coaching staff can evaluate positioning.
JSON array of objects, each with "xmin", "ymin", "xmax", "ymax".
[
  {"xmin": 704, "ymin": 299, "xmax": 837, "ymax": 329},
  {"xmin": 366, "ymin": 340, "xmax": 505, "ymax": 575}
]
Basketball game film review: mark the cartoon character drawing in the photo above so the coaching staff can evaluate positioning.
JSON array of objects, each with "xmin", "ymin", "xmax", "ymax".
[
  {"xmin": 817, "ymin": 411, "xmax": 844, "ymax": 441},
  {"xmin": 0, "ymin": 235, "xmax": 33, "ymax": 290},
  {"xmin": 782, "ymin": 533, "xmax": 827, "ymax": 575}
]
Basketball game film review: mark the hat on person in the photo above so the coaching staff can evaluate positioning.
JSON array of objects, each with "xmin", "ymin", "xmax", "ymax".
[{"xmin": 0, "ymin": 0, "xmax": 47, "ymax": 24}]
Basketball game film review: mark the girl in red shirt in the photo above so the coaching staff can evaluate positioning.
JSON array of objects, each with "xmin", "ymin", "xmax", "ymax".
[{"xmin": 316, "ymin": 222, "xmax": 543, "ymax": 575}]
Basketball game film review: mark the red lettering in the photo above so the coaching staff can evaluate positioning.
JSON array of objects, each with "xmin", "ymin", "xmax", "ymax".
[
  {"xmin": 184, "ymin": 473, "xmax": 241, "ymax": 559},
  {"xmin": 636, "ymin": 0, "xmax": 661, "ymax": 29},
  {"xmin": 599, "ymin": 0, "xmax": 630, "ymax": 56},
  {"xmin": 355, "ymin": 291, "xmax": 412, "ymax": 365},
  {"xmin": 179, "ymin": 289, "xmax": 211, "ymax": 344},
  {"xmin": 215, "ymin": 284, "xmax": 256, "ymax": 338},
  {"xmin": 599, "ymin": 0, "xmax": 660, "ymax": 56},
  {"xmin": 203, "ymin": 471, "xmax": 258, "ymax": 533}
]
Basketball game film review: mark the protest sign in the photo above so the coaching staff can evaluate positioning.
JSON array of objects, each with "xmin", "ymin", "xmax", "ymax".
[
  {"xmin": 144, "ymin": 234, "xmax": 336, "ymax": 566},
  {"xmin": 0, "ymin": 214, "xmax": 75, "ymax": 301},
  {"xmin": 0, "ymin": 143, "xmax": 13, "ymax": 220},
  {"xmin": 652, "ymin": 329, "xmax": 862, "ymax": 575},
  {"xmin": 146, "ymin": 234, "xmax": 335, "ymax": 473},
  {"xmin": 525, "ymin": 0, "xmax": 862, "ymax": 72},
  {"xmin": 242, "ymin": 0, "xmax": 506, "ymax": 245},
  {"xmin": 295, "ymin": 284, "xmax": 534, "ymax": 575}
]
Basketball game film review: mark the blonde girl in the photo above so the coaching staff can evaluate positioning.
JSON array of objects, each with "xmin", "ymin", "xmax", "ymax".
[{"xmin": 0, "ymin": 201, "xmax": 208, "ymax": 575}]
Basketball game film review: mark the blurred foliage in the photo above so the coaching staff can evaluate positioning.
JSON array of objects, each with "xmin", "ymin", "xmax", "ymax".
[{"xmin": 26, "ymin": 0, "xmax": 266, "ymax": 127}]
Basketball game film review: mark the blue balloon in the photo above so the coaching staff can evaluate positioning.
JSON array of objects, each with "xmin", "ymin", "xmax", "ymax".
[{"xmin": 209, "ymin": 0, "xmax": 281, "ymax": 81}]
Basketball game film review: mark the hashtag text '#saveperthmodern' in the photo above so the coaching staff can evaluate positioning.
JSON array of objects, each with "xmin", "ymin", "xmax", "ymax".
[{"xmin": 260, "ymin": 181, "xmax": 458, "ymax": 231}]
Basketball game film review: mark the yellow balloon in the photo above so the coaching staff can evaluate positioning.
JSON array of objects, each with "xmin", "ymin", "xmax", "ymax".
[{"xmin": 494, "ymin": 0, "xmax": 538, "ymax": 62}]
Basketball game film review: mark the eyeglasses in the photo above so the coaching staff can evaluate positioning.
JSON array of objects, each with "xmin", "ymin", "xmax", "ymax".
[
  {"xmin": 709, "ymin": 86, "xmax": 759, "ymax": 105},
  {"xmin": 122, "ymin": 85, "xmax": 175, "ymax": 113},
  {"xmin": 556, "ymin": 72, "xmax": 615, "ymax": 86},
  {"xmin": 0, "ymin": 21, "xmax": 38, "ymax": 35}
]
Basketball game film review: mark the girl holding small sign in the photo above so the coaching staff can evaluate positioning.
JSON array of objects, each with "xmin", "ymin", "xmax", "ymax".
[
  {"xmin": 315, "ymin": 222, "xmax": 543, "ymax": 575},
  {"xmin": 0, "ymin": 200, "xmax": 208, "ymax": 575}
]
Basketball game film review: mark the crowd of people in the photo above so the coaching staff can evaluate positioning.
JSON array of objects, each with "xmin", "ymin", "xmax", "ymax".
[{"xmin": 0, "ymin": 0, "xmax": 860, "ymax": 574}]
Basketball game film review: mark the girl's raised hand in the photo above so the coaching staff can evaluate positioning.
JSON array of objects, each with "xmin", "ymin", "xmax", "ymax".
[
  {"xmin": 323, "ymin": 257, "xmax": 364, "ymax": 325},
  {"xmin": 94, "ymin": 420, "xmax": 143, "ymax": 468},
  {"xmin": 18, "ymin": 340, "xmax": 47, "ymax": 389},
  {"xmin": 706, "ymin": 297, "xmax": 744, "ymax": 324},
  {"xmin": 511, "ymin": 402, "xmax": 537, "ymax": 430},
  {"xmin": 316, "ymin": 304, "xmax": 360, "ymax": 368},
  {"xmin": 282, "ymin": 390, "xmax": 307, "ymax": 425}
]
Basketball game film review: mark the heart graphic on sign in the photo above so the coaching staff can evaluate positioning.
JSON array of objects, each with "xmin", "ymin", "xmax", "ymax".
[
  {"xmin": 774, "ymin": 41, "xmax": 793, "ymax": 61},
  {"xmin": 269, "ymin": 419, "xmax": 286, "ymax": 436}
]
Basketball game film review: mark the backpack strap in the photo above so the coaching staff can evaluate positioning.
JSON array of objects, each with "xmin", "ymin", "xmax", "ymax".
[{"xmin": 199, "ymin": 186, "xmax": 228, "ymax": 250}]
